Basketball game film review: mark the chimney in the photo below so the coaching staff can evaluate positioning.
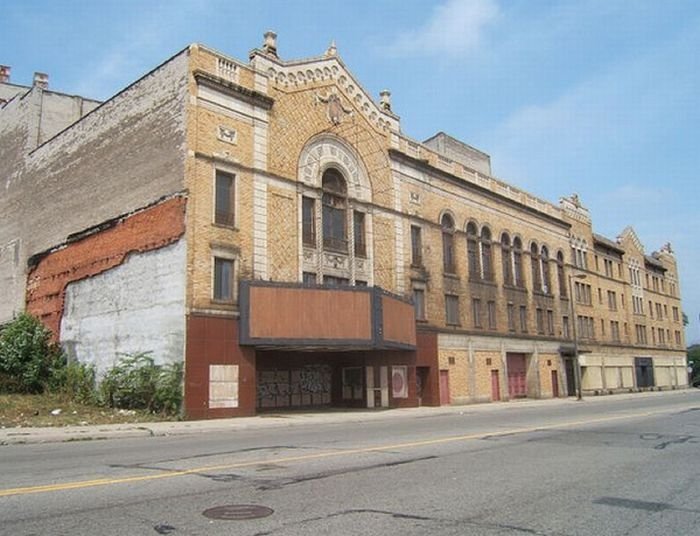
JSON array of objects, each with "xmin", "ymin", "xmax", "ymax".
[
  {"xmin": 379, "ymin": 89, "xmax": 392, "ymax": 112},
  {"xmin": 0, "ymin": 65, "xmax": 10, "ymax": 84},
  {"xmin": 33, "ymin": 72, "xmax": 49, "ymax": 89},
  {"xmin": 263, "ymin": 30, "xmax": 278, "ymax": 57}
]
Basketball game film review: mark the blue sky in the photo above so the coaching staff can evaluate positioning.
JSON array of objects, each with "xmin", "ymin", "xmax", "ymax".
[{"xmin": 3, "ymin": 0, "xmax": 699, "ymax": 343}]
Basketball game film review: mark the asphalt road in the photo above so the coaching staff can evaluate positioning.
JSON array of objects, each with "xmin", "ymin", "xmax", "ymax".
[{"xmin": 1, "ymin": 391, "xmax": 699, "ymax": 535}]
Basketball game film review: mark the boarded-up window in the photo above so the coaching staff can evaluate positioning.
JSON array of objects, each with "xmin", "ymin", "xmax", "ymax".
[{"xmin": 209, "ymin": 365, "xmax": 239, "ymax": 408}]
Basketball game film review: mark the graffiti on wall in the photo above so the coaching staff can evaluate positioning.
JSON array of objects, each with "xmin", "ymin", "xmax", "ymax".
[{"xmin": 257, "ymin": 365, "xmax": 331, "ymax": 408}]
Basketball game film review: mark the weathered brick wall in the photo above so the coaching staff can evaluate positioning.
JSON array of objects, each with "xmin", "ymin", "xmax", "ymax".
[
  {"xmin": 0, "ymin": 50, "xmax": 189, "ymax": 324},
  {"xmin": 26, "ymin": 196, "xmax": 187, "ymax": 338}
]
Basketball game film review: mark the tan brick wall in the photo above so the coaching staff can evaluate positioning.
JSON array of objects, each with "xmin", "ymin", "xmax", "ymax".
[
  {"xmin": 438, "ymin": 349, "xmax": 470, "ymax": 403},
  {"xmin": 474, "ymin": 351, "xmax": 502, "ymax": 402},
  {"xmin": 537, "ymin": 353, "xmax": 560, "ymax": 397},
  {"xmin": 268, "ymin": 187, "xmax": 298, "ymax": 281}
]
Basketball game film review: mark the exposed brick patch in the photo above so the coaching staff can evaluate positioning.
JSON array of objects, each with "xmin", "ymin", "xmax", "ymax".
[{"xmin": 26, "ymin": 196, "xmax": 187, "ymax": 338}]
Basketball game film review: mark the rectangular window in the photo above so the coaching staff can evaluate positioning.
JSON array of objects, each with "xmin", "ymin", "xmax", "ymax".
[
  {"xmin": 302, "ymin": 197, "xmax": 316, "ymax": 247},
  {"xmin": 536, "ymin": 308, "xmax": 544, "ymax": 334},
  {"xmin": 213, "ymin": 257, "xmax": 234, "ymax": 301},
  {"xmin": 607, "ymin": 290, "xmax": 617, "ymax": 311},
  {"xmin": 487, "ymin": 301, "xmax": 497, "ymax": 330},
  {"xmin": 302, "ymin": 272, "xmax": 317, "ymax": 285},
  {"xmin": 472, "ymin": 298, "xmax": 482, "ymax": 328},
  {"xmin": 410, "ymin": 225, "xmax": 422, "ymax": 266},
  {"xmin": 563, "ymin": 316, "xmax": 570, "ymax": 339},
  {"xmin": 413, "ymin": 288, "xmax": 426, "ymax": 321},
  {"xmin": 519, "ymin": 305, "xmax": 528, "ymax": 333},
  {"xmin": 611, "ymin": 321, "xmax": 620, "ymax": 342},
  {"xmin": 353, "ymin": 211, "xmax": 366, "ymax": 257},
  {"xmin": 507, "ymin": 304, "xmax": 515, "ymax": 331},
  {"xmin": 547, "ymin": 309, "xmax": 554, "ymax": 336},
  {"xmin": 673, "ymin": 306, "xmax": 679, "ymax": 322},
  {"xmin": 675, "ymin": 330, "xmax": 681, "ymax": 345},
  {"xmin": 446, "ymin": 295, "xmax": 460, "ymax": 325},
  {"xmin": 215, "ymin": 170, "xmax": 235, "ymax": 226},
  {"xmin": 323, "ymin": 275, "xmax": 350, "ymax": 286}
]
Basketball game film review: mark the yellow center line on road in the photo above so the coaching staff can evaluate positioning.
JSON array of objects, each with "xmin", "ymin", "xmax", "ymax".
[{"xmin": 0, "ymin": 404, "xmax": 693, "ymax": 498}]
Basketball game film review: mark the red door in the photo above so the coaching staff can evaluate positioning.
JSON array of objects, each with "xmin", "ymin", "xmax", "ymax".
[
  {"xmin": 507, "ymin": 354, "xmax": 527, "ymax": 398},
  {"xmin": 491, "ymin": 370, "xmax": 500, "ymax": 401},
  {"xmin": 551, "ymin": 370, "xmax": 559, "ymax": 398},
  {"xmin": 439, "ymin": 370, "xmax": 451, "ymax": 405}
]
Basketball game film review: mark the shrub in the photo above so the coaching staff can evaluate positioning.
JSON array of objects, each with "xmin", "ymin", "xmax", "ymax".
[
  {"xmin": 0, "ymin": 313, "xmax": 64, "ymax": 394},
  {"xmin": 100, "ymin": 352, "xmax": 182, "ymax": 415},
  {"xmin": 50, "ymin": 361, "xmax": 97, "ymax": 404}
]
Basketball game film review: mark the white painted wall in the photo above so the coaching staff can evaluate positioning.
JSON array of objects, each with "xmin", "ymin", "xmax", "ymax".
[{"xmin": 60, "ymin": 240, "xmax": 186, "ymax": 376}]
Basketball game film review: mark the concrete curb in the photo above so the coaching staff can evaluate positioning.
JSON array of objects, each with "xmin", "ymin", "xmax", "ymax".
[{"xmin": 1, "ymin": 389, "xmax": 695, "ymax": 446}]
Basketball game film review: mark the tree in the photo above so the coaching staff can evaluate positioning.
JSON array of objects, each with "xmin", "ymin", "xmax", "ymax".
[{"xmin": 688, "ymin": 344, "xmax": 700, "ymax": 386}]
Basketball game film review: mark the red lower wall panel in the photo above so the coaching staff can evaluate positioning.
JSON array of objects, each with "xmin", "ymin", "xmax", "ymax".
[{"xmin": 185, "ymin": 314, "xmax": 256, "ymax": 419}]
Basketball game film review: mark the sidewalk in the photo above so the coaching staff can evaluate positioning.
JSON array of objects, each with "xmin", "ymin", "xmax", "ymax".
[{"xmin": 1, "ymin": 389, "xmax": 694, "ymax": 446}]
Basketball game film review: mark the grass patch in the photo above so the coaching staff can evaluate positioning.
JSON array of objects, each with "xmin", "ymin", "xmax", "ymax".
[{"xmin": 0, "ymin": 393, "xmax": 177, "ymax": 428}]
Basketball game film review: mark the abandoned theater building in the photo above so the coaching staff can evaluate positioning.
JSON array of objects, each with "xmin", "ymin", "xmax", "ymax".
[{"xmin": 0, "ymin": 34, "xmax": 688, "ymax": 418}]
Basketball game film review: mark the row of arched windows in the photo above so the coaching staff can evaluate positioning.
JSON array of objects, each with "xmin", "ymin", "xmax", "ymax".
[{"xmin": 439, "ymin": 213, "xmax": 567, "ymax": 297}]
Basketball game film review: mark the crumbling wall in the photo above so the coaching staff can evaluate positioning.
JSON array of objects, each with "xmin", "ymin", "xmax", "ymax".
[
  {"xmin": 26, "ymin": 196, "xmax": 186, "ymax": 338},
  {"xmin": 60, "ymin": 239, "xmax": 186, "ymax": 375},
  {"xmin": 0, "ymin": 49, "xmax": 189, "ymax": 324}
]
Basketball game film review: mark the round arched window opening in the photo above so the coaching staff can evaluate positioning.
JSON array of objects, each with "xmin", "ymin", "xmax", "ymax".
[{"xmin": 322, "ymin": 168, "xmax": 348, "ymax": 252}]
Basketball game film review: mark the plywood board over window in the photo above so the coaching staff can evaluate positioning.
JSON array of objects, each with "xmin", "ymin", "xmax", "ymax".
[{"xmin": 209, "ymin": 365, "xmax": 239, "ymax": 408}]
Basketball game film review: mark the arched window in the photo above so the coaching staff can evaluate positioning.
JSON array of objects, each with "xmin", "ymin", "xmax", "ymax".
[
  {"xmin": 441, "ymin": 214, "xmax": 456, "ymax": 273},
  {"xmin": 481, "ymin": 226, "xmax": 493, "ymax": 281},
  {"xmin": 322, "ymin": 168, "xmax": 348, "ymax": 252},
  {"xmin": 513, "ymin": 237, "xmax": 523, "ymax": 287},
  {"xmin": 466, "ymin": 221, "xmax": 479, "ymax": 279},
  {"xmin": 541, "ymin": 246, "xmax": 551, "ymax": 294},
  {"xmin": 501, "ymin": 233, "xmax": 513, "ymax": 285},
  {"xmin": 530, "ymin": 243, "xmax": 542, "ymax": 291},
  {"xmin": 557, "ymin": 251, "xmax": 566, "ymax": 297}
]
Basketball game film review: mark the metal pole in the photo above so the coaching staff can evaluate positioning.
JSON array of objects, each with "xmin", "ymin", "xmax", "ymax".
[{"xmin": 568, "ymin": 274, "xmax": 583, "ymax": 401}]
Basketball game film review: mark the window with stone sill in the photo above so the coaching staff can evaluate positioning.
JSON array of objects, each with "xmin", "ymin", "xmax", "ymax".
[
  {"xmin": 302, "ymin": 196, "xmax": 316, "ymax": 247},
  {"xmin": 442, "ymin": 214, "xmax": 456, "ymax": 274},
  {"xmin": 353, "ymin": 211, "xmax": 366, "ymax": 258},
  {"xmin": 322, "ymin": 168, "xmax": 348, "ymax": 253},
  {"xmin": 413, "ymin": 287, "xmax": 426, "ymax": 321},
  {"xmin": 213, "ymin": 257, "xmax": 234, "ymax": 302},
  {"xmin": 411, "ymin": 225, "xmax": 423, "ymax": 267},
  {"xmin": 214, "ymin": 170, "xmax": 235, "ymax": 227},
  {"xmin": 445, "ymin": 294, "xmax": 460, "ymax": 325}
]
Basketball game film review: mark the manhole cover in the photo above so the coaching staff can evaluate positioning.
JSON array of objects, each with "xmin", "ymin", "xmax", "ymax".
[{"xmin": 202, "ymin": 504, "xmax": 274, "ymax": 520}]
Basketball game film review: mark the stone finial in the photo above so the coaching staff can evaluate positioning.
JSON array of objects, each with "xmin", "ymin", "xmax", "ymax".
[
  {"xmin": 379, "ymin": 89, "xmax": 391, "ymax": 111},
  {"xmin": 263, "ymin": 30, "xmax": 278, "ymax": 57},
  {"xmin": 0, "ymin": 65, "xmax": 10, "ymax": 83},
  {"xmin": 325, "ymin": 40, "xmax": 337, "ymax": 57},
  {"xmin": 661, "ymin": 242, "xmax": 673, "ymax": 254},
  {"xmin": 33, "ymin": 72, "xmax": 48, "ymax": 89}
]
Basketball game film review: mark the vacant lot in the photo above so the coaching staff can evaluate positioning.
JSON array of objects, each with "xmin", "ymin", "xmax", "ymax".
[{"xmin": 0, "ymin": 394, "xmax": 174, "ymax": 427}]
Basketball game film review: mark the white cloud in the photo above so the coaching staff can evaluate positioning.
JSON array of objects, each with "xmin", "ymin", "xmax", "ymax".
[{"xmin": 386, "ymin": 0, "xmax": 499, "ymax": 58}]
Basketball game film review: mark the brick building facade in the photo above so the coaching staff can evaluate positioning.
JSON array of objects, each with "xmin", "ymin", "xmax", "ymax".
[{"xmin": 0, "ymin": 33, "xmax": 687, "ymax": 418}]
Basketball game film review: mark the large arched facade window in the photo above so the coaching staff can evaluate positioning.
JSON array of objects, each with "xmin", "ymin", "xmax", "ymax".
[
  {"xmin": 541, "ymin": 246, "xmax": 551, "ymax": 294},
  {"xmin": 530, "ymin": 242, "xmax": 542, "ymax": 291},
  {"xmin": 481, "ymin": 227, "xmax": 493, "ymax": 281},
  {"xmin": 513, "ymin": 237, "xmax": 524, "ymax": 287},
  {"xmin": 466, "ymin": 222, "xmax": 479, "ymax": 279},
  {"xmin": 322, "ymin": 168, "xmax": 348, "ymax": 252},
  {"xmin": 501, "ymin": 233, "xmax": 513, "ymax": 285},
  {"xmin": 557, "ymin": 251, "xmax": 566, "ymax": 297},
  {"xmin": 442, "ymin": 213, "xmax": 456, "ymax": 273}
]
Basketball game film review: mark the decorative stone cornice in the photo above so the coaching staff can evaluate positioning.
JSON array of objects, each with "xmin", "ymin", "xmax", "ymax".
[
  {"xmin": 193, "ymin": 69, "xmax": 274, "ymax": 110},
  {"xmin": 249, "ymin": 48, "xmax": 399, "ymax": 134}
]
